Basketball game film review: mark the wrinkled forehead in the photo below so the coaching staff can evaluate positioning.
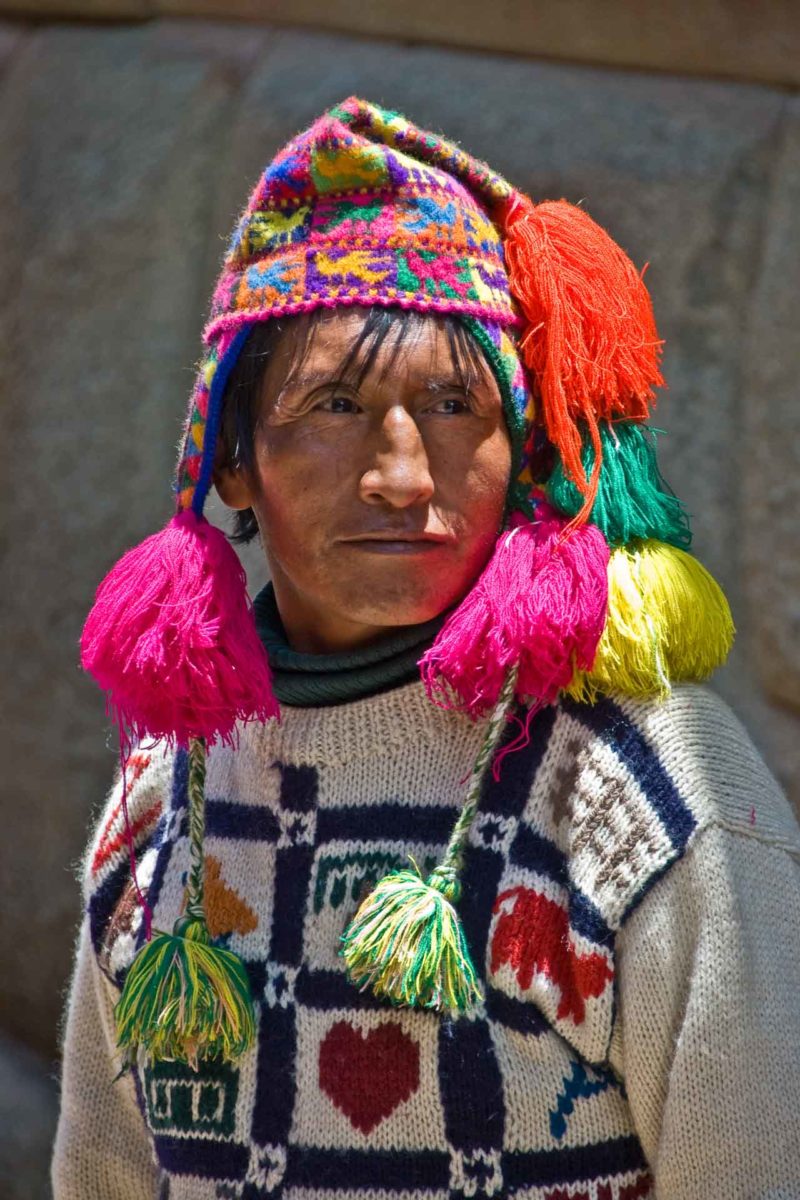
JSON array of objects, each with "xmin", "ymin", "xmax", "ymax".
[{"xmin": 263, "ymin": 308, "xmax": 496, "ymax": 398}]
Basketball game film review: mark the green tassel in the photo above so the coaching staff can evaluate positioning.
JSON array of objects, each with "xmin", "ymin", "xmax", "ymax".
[
  {"xmin": 340, "ymin": 861, "xmax": 481, "ymax": 1011},
  {"xmin": 340, "ymin": 671, "xmax": 517, "ymax": 1014},
  {"xmin": 547, "ymin": 420, "xmax": 692, "ymax": 549},
  {"xmin": 115, "ymin": 915, "xmax": 256, "ymax": 1069},
  {"xmin": 114, "ymin": 737, "xmax": 256, "ymax": 1069}
]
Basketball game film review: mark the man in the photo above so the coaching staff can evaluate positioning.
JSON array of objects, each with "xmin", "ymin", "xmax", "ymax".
[{"xmin": 53, "ymin": 97, "xmax": 800, "ymax": 1199}]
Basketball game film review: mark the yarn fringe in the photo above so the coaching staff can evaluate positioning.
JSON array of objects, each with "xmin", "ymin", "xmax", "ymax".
[
  {"xmin": 115, "ymin": 915, "xmax": 256, "ymax": 1069},
  {"xmin": 501, "ymin": 194, "xmax": 664, "ymax": 530},
  {"xmin": 340, "ymin": 862, "xmax": 481, "ymax": 1012},
  {"xmin": 80, "ymin": 510, "xmax": 279, "ymax": 748},
  {"xmin": 547, "ymin": 421, "xmax": 692, "ymax": 549},
  {"xmin": 341, "ymin": 671, "xmax": 518, "ymax": 1013},
  {"xmin": 567, "ymin": 539, "xmax": 734, "ymax": 702},
  {"xmin": 114, "ymin": 737, "xmax": 256, "ymax": 1069},
  {"xmin": 420, "ymin": 497, "xmax": 609, "ymax": 718}
]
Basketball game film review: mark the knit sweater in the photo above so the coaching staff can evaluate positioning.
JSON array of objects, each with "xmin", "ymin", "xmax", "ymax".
[{"xmin": 52, "ymin": 680, "xmax": 800, "ymax": 1200}]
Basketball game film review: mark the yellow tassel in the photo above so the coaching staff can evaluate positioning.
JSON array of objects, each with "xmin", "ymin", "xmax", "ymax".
[{"xmin": 567, "ymin": 539, "xmax": 734, "ymax": 703}]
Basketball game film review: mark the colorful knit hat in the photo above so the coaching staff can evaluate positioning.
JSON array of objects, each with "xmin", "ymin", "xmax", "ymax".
[{"xmin": 80, "ymin": 98, "xmax": 734, "ymax": 1068}]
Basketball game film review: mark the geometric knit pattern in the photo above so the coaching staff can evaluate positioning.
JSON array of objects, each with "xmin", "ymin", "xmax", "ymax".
[
  {"xmin": 214, "ymin": 96, "xmax": 516, "ymax": 331},
  {"xmin": 80, "ymin": 681, "xmax": 800, "ymax": 1200},
  {"xmin": 176, "ymin": 97, "xmax": 523, "ymax": 512}
]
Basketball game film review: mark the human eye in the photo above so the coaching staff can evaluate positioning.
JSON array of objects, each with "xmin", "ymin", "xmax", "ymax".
[
  {"xmin": 315, "ymin": 392, "xmax": 361, "ymax": 414},
  {"xmin": 429, "ymin": 394, "xmax": 471, "ymax": 415}
]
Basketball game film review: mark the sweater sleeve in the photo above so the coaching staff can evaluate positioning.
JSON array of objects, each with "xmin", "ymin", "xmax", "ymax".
[
  {"xmin": 50, "ymin": 915, "xmax": 160, "ymax": 1200},
  {"xmin": 51, "ymin": 744, "xmax": 173, "ymax": 1200},
  {"xmin": 609, "ymin": 821, "xmax": 800, "ymax": 1199}
]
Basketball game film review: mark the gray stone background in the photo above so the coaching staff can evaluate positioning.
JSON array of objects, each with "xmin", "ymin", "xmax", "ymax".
[{"xmin": 1, "ymin": 9, "xmax": 798, "ymax": 1197}]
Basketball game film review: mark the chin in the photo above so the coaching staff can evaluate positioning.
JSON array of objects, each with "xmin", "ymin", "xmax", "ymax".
[{"xmin": 335, "ymin": 578, "xmax": 471, "ymax": 630}]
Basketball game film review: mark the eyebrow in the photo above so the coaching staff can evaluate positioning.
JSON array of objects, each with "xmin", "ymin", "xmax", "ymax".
[{"xmin": 282, "ymin": 370, "xmax": 484, "ymax": 392}]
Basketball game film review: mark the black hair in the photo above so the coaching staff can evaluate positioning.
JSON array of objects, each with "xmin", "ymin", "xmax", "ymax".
[{"xmin": 216, "ymin": 306, "xmax": 491, "ymax": 544}]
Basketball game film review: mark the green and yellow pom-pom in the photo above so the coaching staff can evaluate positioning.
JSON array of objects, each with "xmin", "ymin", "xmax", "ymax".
[
  {"xmin": 341, "ymin": 860, "xmax": 482, "ymax": 1013},
  {"xmin": 115, "ymin": 915, "xmax": 256, "ymax": 1070},
  {"xmin": 567, "ymin": 538, "xmax": 735, "ymax": 703}
]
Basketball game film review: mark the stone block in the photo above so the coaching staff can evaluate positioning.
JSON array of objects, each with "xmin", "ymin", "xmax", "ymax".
[
  {"xmin": 0, "ymin": 20, "xmax": 258, "ymax": 1055},
  {"xmin": 3, "ymin": 1, "xmax": 798, "ymax": 86},
  {"xmin": 741, "ymin": 96, "xmax": 800, "ymax": 714},
  {"xmin": 1, "ymin": 0, "xmax": 151, "ymax": 14}
]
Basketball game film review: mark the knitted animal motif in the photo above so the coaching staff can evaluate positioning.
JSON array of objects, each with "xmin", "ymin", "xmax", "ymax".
[{"xmin": 489, "ymin": 886, "xmax": 615, "ymax": 1025}]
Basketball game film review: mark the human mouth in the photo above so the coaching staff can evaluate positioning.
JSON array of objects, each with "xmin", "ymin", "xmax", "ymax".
[{"xmin": 336, "ymin": 531, "xmax": 453, "ymax": 554}]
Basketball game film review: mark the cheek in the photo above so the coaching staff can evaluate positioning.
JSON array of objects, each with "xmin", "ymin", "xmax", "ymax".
[
  {"xmin": 251, "ymin": 425, "xmax": 359, "ymax": 513},
  {"xmin": 255, "ymin": 484, "xmax": 326, "ymax": 560},
  {"xmin": 252, "ymin": 427, "xmax": 333, "ymax": 507},
  {"xmin": 439, "ymin": 429, "xmax": 512, "ymax": 531}
]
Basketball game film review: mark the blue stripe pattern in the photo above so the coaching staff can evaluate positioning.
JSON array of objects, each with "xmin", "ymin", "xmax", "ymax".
[
  {"xmin": 504, "ymin": 1134, "xmax": 648, "ymax": 1189},
  {"xmin": 439, "ymin": 1016, "xmax": 505, "ymax": 1152},
  {"xmin": 316, "ymin": 802, "xmax": 458, "ymax": 846},
  {"xmin": 205, "ymin": 799, "xmax": 280, "ymax": 842}
]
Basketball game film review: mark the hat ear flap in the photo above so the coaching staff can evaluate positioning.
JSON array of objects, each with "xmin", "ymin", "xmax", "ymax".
[{"xmin": 501, "ymin": 194, "xmax": 664, "ymax": 529}]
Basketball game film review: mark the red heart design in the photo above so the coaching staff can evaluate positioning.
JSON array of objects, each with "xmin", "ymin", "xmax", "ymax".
[{"xmin": 319, "ymin": 1021, "xmax": 420, "ymax": 1134}]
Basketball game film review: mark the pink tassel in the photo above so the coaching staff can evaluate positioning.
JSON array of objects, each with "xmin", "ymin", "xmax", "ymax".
[
  {"xmin": 420, "ymin": 499, "xmax": 609, "ymax": 718},
  {"xmin": 80, "ymin": 510, "xmax": 279, "ymax": 747}
]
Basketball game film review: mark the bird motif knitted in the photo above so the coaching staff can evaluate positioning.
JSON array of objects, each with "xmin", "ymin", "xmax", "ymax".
[{"xmin": 53, "ymin": 681, "xmax": 800, "ymax": 1199}]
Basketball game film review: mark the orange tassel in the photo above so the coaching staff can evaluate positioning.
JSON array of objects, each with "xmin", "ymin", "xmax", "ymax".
[{"xmin": 501, "ymin": 194, "xmax": 665, "ymax": 530}]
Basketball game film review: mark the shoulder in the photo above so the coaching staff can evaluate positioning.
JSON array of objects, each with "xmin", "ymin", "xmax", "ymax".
[
  {"xmin": 552, "ymin": 683, "xmax": 799, "ymax": 924},
  {"xmin": 82, "ymin": 741, "xmax": 181, "ymax": 982},
  {"xmin": 82, "ymin": 742, "xmax": 180, "ymax": 901},
  {"xmin": 486, "ymin": 684, "xmax": 799, "ymax": 1064},
  {"xmin": 601, "ymin": 683, "xmax": 797, "ymax": 850}
]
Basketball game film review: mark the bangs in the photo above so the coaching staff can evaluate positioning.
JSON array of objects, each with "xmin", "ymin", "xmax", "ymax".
[{"xmin": 281, "ymin": 305, "xmax": 490, "ymax": 399}]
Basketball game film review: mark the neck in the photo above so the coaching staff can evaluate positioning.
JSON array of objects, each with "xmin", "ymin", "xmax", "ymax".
[
  {"xmin": 276, "ymin": 604, "xmax": 407, "ymax": 656},
  {"xmin": 269, "ymin": 568, "xmax": 442, "ymax": 655},
  {"xmin": 253, "ymin": 583, "xmax": 447, "ymax": 707}
]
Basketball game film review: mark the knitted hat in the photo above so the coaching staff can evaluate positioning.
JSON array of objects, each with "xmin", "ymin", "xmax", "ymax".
[{"xmin": 80, "ymin": 98, "xmax": 734, "ymax": 1068}]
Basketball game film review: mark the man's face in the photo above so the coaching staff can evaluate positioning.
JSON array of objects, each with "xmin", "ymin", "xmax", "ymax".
[{"xmin": 218, "ymin": 309, "xmax": 512, "ymax": 652}]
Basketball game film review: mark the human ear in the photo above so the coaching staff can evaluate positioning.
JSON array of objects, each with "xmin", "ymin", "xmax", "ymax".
[{"xmin": 213, "ymin": 461, "xmax": 257, "ymax": 511}]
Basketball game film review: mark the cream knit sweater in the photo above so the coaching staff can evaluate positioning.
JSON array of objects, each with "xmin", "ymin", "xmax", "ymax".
[{"xmin": 52, "ymin": 681, "xmax": 800, "ymax": 1199}]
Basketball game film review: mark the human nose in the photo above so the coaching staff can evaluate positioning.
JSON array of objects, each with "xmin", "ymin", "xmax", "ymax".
[{"xmin": 358, "ymin": 407, "xmax": 435, "ymax": 508}]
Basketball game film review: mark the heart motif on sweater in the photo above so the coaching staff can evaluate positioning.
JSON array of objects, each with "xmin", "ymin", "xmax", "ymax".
[{"xmin": 318, "ymin": 1021, "xmax": 420, "ymax": 1134}]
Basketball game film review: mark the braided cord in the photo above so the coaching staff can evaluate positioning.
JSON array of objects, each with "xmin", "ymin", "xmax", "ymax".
[
  {"xmin": 431, "ymin": 669, "xmax": 518, "ymax": 898},
  {"xmin": 185, "ymin": 736, "xmax": 207, "ymax": 922}
]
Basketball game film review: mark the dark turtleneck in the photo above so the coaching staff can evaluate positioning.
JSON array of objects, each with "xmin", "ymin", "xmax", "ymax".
[{"xmin": 253, "ymin": 583, "xmax": 446, "ymax": 707}]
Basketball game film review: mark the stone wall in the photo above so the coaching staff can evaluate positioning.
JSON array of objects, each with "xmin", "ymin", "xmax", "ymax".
[
  {"xmin": 0, "ymin": 17, "xmax": 798, "ymax": 1196},
  {"xmin": 1, "ymin": 0, "xmax": 798, "ymax": 85}
]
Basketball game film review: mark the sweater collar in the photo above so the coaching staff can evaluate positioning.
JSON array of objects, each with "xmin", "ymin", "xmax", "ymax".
[{"xmin": 253, "ymin": 583, "xmax": 446, "ymax": 707}]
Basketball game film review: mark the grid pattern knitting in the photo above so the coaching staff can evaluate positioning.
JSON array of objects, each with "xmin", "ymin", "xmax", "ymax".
[{"xmin": 82, "ymin": 678, "xmax": 784, "ymax": 1200}]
